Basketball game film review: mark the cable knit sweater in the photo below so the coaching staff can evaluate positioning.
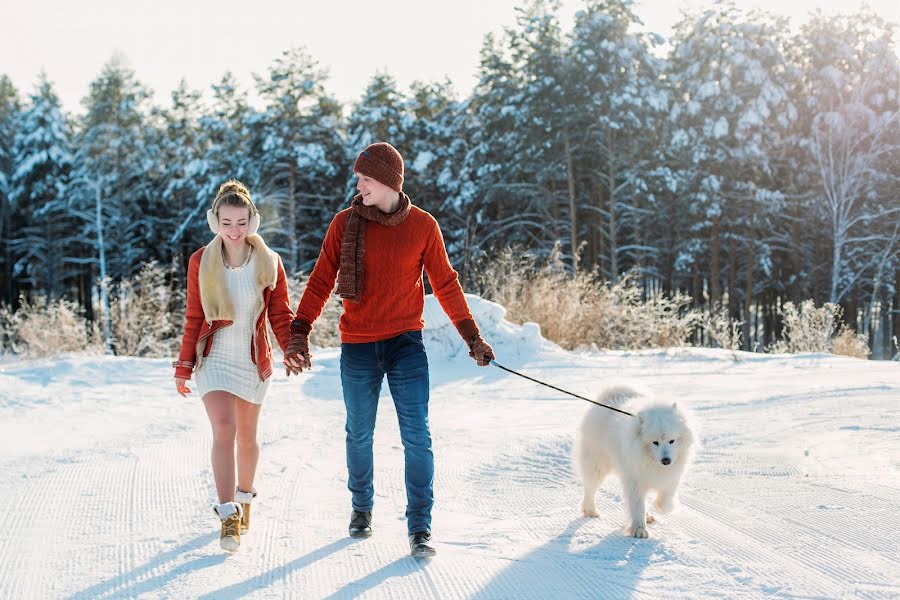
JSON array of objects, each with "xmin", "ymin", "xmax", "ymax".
[{"xmin": 296, "ymin": 204, "xmax": 474, "ymax": 343}]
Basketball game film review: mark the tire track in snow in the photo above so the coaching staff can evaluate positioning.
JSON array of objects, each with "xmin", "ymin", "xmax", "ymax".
[{"xmin": 683, "ymin": 484, "xmax": 900, "ymax": 598}]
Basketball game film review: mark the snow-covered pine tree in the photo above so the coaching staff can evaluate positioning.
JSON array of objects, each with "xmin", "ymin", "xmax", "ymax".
[
  {"xmin": 8, "ymin": 74, "xmax": 78, "ymax": 300},
  {"xmin": 463, "ymin": 3, "xmax": 567, "ymax": 265},
  {"xmin": 668, "ymin": 2, "xmax": 796, "ymax": 315},
  {"xmin": 72, "ymin": 57, "xmax": 156, "ymax": 351},
  {"xmin": 0, "ymin": 75, "xmax": 21, "ymax": 306},
  {"xmin": 567, "ymin": 0, "xmax": 669, "ymax": 279},
  {"xmin": 158, "ymin": 80, "xmax": 209, "ymax": 262},
  {"xmin": 175, "ymin": 71, "xmax": 257, "ymax": 251},
  {"xmin": 254, "ymin": 47, "xmax": 344, "ymax": 274}
]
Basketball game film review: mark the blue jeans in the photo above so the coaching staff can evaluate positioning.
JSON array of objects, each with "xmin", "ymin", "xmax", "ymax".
[{"xmin": 340, "ymin": 330, "xmax": 433, "ymax": 534}]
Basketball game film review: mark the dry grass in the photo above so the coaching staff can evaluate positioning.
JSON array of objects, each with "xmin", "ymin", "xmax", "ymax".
[
  {"xmin": 831, "ymin": 325, "xmax": 871, "ymax": 359},
  {"xmin": 704, "ymin": 304, "xmax": 744, "ymax": 357},
  {"xmin": 109, "ymin": 262, "xmax": 184, "ymax": 357},
  {"xmin": 0, "ymin": 294, "xmax": 101, "ymax": 357},
  {"xmin": 769, "ymin": 300, "xmax": 840, "ymax": 354},
  {"xmin": 474, "ymin": 245, "xmax": 701, "ymax": 350}
]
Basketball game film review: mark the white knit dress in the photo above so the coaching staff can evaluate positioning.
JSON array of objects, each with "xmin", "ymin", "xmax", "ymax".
[{"xmin": 195, "ymin": 249, "xmax": 271, "ymax": 404}]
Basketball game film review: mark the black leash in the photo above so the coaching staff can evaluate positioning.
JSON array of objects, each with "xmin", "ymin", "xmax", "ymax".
[{"xmin": 490, "ymin": 360, "xmax": 635, "ymax": 417}]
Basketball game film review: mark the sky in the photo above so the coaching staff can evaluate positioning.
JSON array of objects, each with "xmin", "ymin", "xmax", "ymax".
[{"xmin": 2, "ymin": 0, "xmax": 898, "ymax": 113}]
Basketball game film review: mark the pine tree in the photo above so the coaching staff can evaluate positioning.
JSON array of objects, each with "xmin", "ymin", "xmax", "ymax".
[
  {"xmin": 568, "ymin": 0, "xmax": 669, "ymax": 279},
  {"xmin": 73, "ymin": 56, "xmax": 155, "ymax": 350},
  {"xmin": 8, "ymin": 74, "xmax": 78, "ymax": 300},
  {"xmin": 464, "ymin": 5, "xmax": 567, "ymax": 264},
  {"xmin": 668, "ymin": 2, "xmax": 796, "ymax": 312},
  {"xmin": 160, "ymin": 80, "xmax": 210, "ymax": 259},
  {"xmin": 254, "ymin": 47, "xmax": 344, "ymax": 274},
  {"xmin": 0, "ymin": 75, "xmax": 21, "ymax": 306}
]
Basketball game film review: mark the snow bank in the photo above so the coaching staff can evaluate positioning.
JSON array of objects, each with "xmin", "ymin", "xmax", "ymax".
[{"xmin": 422, "ymin": 293, "xmax": 559, "ymax": 359}]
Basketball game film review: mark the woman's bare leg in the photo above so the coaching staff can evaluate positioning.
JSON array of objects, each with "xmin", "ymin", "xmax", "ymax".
[
  {"xmin": 235, "ymin": 396, "xmax": 262, "ymax": 494},
  {"xmin": 203, "ymin": 391, "xmax": 237, "ymax": 503}
]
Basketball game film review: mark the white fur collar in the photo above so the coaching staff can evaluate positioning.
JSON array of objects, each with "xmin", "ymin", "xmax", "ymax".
[{"xmin": 198, "ymin": 234, "xmax": 279, "ymax": 321}]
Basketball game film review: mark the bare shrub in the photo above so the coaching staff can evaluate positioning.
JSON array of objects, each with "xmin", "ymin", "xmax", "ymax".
[
  {"xmin": 770, "ymin": 300, "xmax": 840, "ymax": 353},
  {"xmin": 288, "ymin": 273, "xmax": 342, "ymax": 348},
  {"xmin": 831, "ymin": 325, "xmax": 871, "ymax": 359},
  {"xmin": 704, "ymin": 304, "xmax": 743, "ymax": 354},
  {"xmin": 109, "ymin": 262, "xmax": 184, "ymax": 357},
  {"xmin": 474, "ymin": 244, "xmax": 701, "ymax": 350},
  {"xmin": 0, "ymin": 294, "xmax": 101, "ymax": 357}
]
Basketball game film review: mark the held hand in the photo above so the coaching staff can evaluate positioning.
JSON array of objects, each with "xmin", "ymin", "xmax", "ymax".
[
  {"xmin": 468, "ymin": 335, "xmax": 494, "ymax": 367},
  {"xmin": 175, "ymin": 377, "xmax": 192, "ymax": 397},
  {"xmin": 283, "ymin": 329, "xmax": 312, "ymax": 376}
]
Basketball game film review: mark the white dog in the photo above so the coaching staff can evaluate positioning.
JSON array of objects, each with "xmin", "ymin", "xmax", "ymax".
[{"xmin": 575, "ymin": 384, "xmax": 695, "ymax": 538}]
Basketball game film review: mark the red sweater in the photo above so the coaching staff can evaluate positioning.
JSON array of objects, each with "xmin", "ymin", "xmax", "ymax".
[{"xmin": 296, "ymin": 205, "xmax": 474, "ymax": 343}]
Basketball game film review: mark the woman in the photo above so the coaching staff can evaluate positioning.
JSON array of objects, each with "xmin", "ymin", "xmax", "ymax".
[
  {"xmin": 283, "ymin": 142, "xmax": 494, "ymax": 558},
  {"xmin": 173, "ymin": 180, "xmax": 293, "ymax": 552}
]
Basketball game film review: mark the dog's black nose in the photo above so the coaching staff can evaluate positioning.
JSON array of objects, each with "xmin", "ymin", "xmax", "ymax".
[{"xmin": 661, "ymin": 457, "xmax": 671, "ymax": 466}]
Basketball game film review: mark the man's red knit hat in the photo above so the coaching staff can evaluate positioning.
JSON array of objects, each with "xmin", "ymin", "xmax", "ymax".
[{"xmin": 353, "ymin": 142, "xmax": 404, "ymax": 192}]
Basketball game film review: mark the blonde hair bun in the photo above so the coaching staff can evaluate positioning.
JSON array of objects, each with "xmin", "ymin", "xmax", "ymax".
[{"xmin": 217, "ymin": 179, "xmax": 251, "ymax": 199}]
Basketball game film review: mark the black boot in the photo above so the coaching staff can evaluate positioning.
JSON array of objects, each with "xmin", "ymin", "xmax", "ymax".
[
  {"xmin": 409, "ymin": 530, "xmax": 436, "ymax": 558},
  {"xmin": 349, "ymin": 510, "xmax": 372, "ymax": 538}
]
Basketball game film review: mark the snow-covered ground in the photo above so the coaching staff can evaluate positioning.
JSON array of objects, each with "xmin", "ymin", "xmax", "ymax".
[{"xmin": 1, "ymin": 296, "xmax": 898, "ymax": 599}]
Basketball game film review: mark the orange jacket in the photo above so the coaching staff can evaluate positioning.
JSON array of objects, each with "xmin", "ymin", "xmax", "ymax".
[{"xmin": 173, "ymin": 237, "xmax": 293, "ymax": 382}]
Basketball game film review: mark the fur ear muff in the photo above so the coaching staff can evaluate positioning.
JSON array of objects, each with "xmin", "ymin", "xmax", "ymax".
[
  {"xmin": 207, "ymin": 209, "xmax": 219, "ymax": 234},
  {"xmin": 248, "ymin": 211, "xmax": 260, "ymax": 236}
]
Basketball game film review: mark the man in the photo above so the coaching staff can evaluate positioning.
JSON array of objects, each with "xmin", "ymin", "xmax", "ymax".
[{"xmin": 284, "ymin": 142, "xmax": 494, "ymax": 558}]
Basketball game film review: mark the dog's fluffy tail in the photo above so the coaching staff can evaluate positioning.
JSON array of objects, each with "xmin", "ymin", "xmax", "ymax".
[{"xmin": 596, "ymin": 384, "xmax": 642, "ymax": 408}]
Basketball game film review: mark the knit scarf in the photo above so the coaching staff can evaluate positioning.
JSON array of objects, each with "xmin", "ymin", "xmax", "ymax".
[{"xmin": 336, "ymin": 192, "xmax": 412, "ymax": 303}]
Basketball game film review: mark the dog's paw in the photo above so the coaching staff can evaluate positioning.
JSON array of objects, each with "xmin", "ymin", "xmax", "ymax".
[
  {"xmin": 581, "ymin": 504, "xmax": 600, "ymax": 518},
  {"xmin": 631, "ymin": 525, "xmax": 649, "ymax": 539}
]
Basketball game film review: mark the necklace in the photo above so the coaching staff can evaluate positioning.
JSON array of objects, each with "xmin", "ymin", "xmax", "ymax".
[{"xmin": 223, "ymin": 246, "xmax": 252, "ymax": 272}]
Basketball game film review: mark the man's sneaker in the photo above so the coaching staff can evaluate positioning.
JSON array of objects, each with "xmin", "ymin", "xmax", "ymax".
[
  {"xmin": 409, "ymin": 531, "xmax": 436, "ymax": 558},
  {"xmin": 348, "ymin": 510, "xmax": 373, "ymax": 538},
  {"xmin": 213, "ymin": 502, "xmax": 243, "ymax": 552},
  {"xmin": 235, "ymin": 489, "xmax": 256, "ymax": 534}
]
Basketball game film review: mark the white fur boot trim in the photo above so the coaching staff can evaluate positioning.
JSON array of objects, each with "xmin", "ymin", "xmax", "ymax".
[
  {"xmin": 212, "ymin": 501, "xmax": 243, "ymax": 521},
  {"xmin": 235, "ymin": 489, "xmax": 256, "ymax": 504}
]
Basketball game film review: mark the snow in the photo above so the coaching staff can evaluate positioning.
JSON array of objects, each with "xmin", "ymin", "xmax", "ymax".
[{"xmin": 1, "ymin": 296, "xmax": 898, "ymax": 599}]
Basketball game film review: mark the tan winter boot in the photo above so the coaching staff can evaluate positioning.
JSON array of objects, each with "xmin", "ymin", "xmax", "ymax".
[
  {"xmin": 235, "ymin": 489, "xmax": 257, "ymax": 534},
  {"xmin": 213, "ymin": 502, "xmax": 243, "ymax": 552}
]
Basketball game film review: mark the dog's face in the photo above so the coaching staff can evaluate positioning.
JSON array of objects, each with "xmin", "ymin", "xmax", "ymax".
[{"xmin": 638, "ymin": 403, "xmax": 695, "ymax": 467}]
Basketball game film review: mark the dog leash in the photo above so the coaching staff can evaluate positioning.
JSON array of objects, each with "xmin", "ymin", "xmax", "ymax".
[{"xmin": 489, "ymin": 360, "xmax": 636, "ymax": 417}]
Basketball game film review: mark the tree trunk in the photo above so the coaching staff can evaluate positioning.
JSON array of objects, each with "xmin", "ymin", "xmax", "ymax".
[
  {"xmin": 728, "ymin": 237, "xmax": 737, "ymax": 320},
  {"xmin": 597, "ymin": 178, "xmax": 606, "ymax": 276},
  {"xmin": 289, "ymin": 163, "xmax": 299, "ymax": 273},
  {"xmin": 709, "ymin": 217, "xmax": 721, "ymax": 308},
  {"xmin": 563, "ymin": 129, "xmax": 578, "ymax": 272},
  {"xmin": 94, "ymin": 180, "xmax": 111, "ymax": 354},
  {"xmin": 743, "ymin": 242, "xmax": 754, "ymax": 351},
  {"xmin": 829, "ymin": 230, "xmax": 842, "ymax": 303},
  {"xmin": 1, "ymin": 201, "xmax": 10, "ymax": 305}
]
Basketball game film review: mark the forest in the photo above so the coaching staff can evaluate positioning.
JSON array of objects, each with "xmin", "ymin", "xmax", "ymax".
[{"xmin": 0, "ymin": 1, "xmax": 897, "ymax": 358}]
